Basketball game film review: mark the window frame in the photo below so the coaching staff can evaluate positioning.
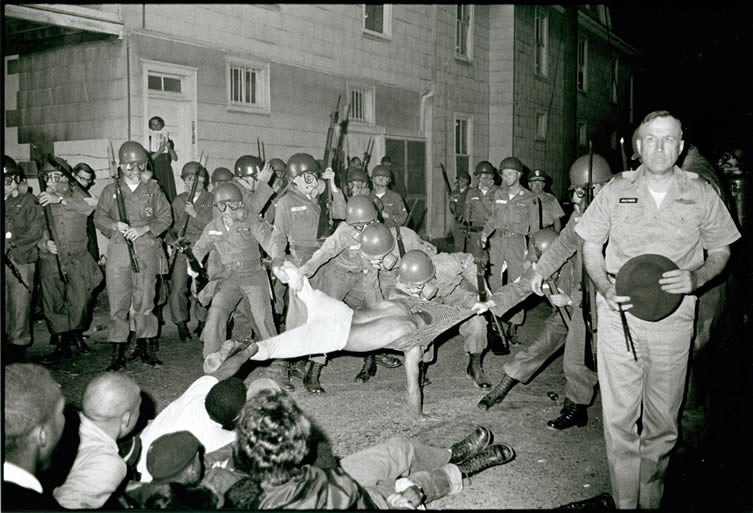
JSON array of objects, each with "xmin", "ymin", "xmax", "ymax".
[
  {"xmin": 146, "ymin": 71, "xmax": 184, "ymax": 98},
  {"xmin": 577, "ymin": 120, "xmax": 588, "ymax": 148},
  {"xmin": 225, "ymin": 56, "xmax": 271, "ymax": 115},
  {"xmin": 455, "ymin": 4, "xmax": 474, "ymax": 61},
  {"xmin": 454, "ymin": 113, "xmax": 473, "ymax": 178},
  {"xmin": 362, "ymin": 4, "xmax": 392, "ymax": 39},
  {"xmin": 577, "ymin": 38, "xmax": 589, "ymax": 92},
  {"xmin": 534, "ymin": 7, "xmax": 549, "ymax": 77},
  {"xmin": 535, "ymin": 110, "xmax": 548, "ymax": 141},
  {"xmin": 347, "ymin": 81, "xmax": 376, "ymax": 126}
]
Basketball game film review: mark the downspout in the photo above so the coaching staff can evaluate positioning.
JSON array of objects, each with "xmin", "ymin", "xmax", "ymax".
[
  {"xmin": 420, "ymin": 86, "xmax": 434, "ymax": 237},
  {"xmin": 126, "ymin": 34, "xmax": 131, "ymax": 140},
  {"xmin": 419, "ymin": 88, "xmax": 435, "ymax": 136}
]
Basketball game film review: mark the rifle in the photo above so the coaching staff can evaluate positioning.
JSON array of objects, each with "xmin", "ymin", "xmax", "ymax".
[
  {"xmin": 107, "ymin": 140, "xmax": 140, "ymax": 273},
  {"xmin": 581, "ymin": 141, "xmax": 596, "ymax": 371},
  {"xmin": 361, "ymin": 137, "xmax": 374, "ymax": 174},
  {"xmin": 335, "ymin": 100, "xmax": 351, "ymax": 190},
  {"xmin": 37, "ymin": 165, "xmax": 68, "ymax": 283},
  {"xmin": 4, "ymin": 250, "xmax": 30, "ymax": 291},
  {"xmin": 321, "ymin": 95, "xmax": 342, "ymax": 234},
  {"xmin": 257, "ymin": 137, "xmax": 266, "ymax": 164},
  {"xmin": 439, "ymin": 163, "xmax": 453, "ymax": 196},
  {"xmin": 476, "ymin": 238, "xmax": 510, "ymax": 355}
]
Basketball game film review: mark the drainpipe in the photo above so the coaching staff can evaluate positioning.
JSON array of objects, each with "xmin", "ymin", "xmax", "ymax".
[
  {"xmin": 420, "ymin": 86, "xmax": 435, "ymax": 236},
  {"xmin": 126, "ymin": 35, "xmax": 131, "ymax": 140},
  {"xmin": 419, "ymin": 87, "xmax": 435, "ymax": 137}
]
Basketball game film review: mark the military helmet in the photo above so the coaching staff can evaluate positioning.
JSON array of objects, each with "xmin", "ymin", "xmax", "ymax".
[
  {"xmin": 4, "ymin": 155, "xmax": 22, "ymax": 176},
  {"xmin": 568, "ymin": 154, "xmax": 613, "ymax": 188},
  {"xmin": 371, "ymin": 164, "xmax": 391, "ymax": 179},
  {"xmin": 181, "ymin": 161, "xmax": 209, "ymax": 182},
  {"xmin": 530, "ymin": 228, "xmax": 558, "ymax": 259},
  {"xmin": 345, "ymin": 196, "xmax": 378, "ymax": 225},
  {"xmin": 267, "ymin": 158, "xmax": 287, "ymax": 176},
  {"xmin": 213, "ymin": 182, "xmax": 244, "ymax": 203},
  {"xmin": 286, "ymin": 153, "xmax": 319, "ymax": 179},
  {"xmin": 398, "ymin": 250, "xmax": 436, "ymax": 286},
  {"xmin": 211, "ymin": 167, "xmax": 234, "ymax": 184},
  {"xmin": 499, "ymin": 156, "xmax": 524, "ymax": 173},
  {"xmin": 234, "ymin": 155, "xmax": 264, "ymax": 178},
  {"xmin": 346, "ymin": 166, "xmax": 369, "ymax": 184},
  {"xmin": 359, "ymin": 223, "xmax": 395, "ymax": 258},
  {"xmin": 118, "ymin": 141, "xmax": 149, "ymax": 166},
  {"xmin": 40, "ymin": 156, "xmax": 72, "ymax": 176},
  {"xmin": 474, "ymin": 161, "xmax": 496, "ymax": 176}
]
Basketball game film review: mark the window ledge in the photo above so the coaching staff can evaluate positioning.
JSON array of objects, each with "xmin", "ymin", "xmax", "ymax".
[
  {"xmin": 362, "ymin": 29, "xmax": 392, "ymax": 42},
  {"xmin": 455, "ymin": 54, "xmax": 474, "ymax": 65},
  {"xmin": 226, "ymin": 104, "xmax": 271, "ymax": 116},
  {"xmin": 534, "ymin": 72, "xmax": 549, "ymax": 82}
]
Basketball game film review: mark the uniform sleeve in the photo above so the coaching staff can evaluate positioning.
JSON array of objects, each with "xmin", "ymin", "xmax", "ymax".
[
  {"xmin": 248, "ymin": 181, "xmax": 274, "ymax": 215},
  {"xmin": 64, "ymin": 192, "xmax": 95, "ymax": 216},
  {"xmin": 331, "ymin": 189, "xmax": 347, "ymax": 220},
  {"xmin": 192, "ymin": 223, "xmax": 214, "ymax": 264},
  {"xmin": 457, "ymin": 252, "xmax": 479, "ymax": 290},
  {"xmin": 300, "ymin": 225, "xmax": 349, "ymax": 277},
  {"xmin": 536, "ymin": 217, "xmax": 582, "ymax": 280},
  {"xmin": 270, "ymin": 199, "xmax": 291, "ymax": 263},
  {"xmin": 9, "ymin": 196, "xmax": 45, "ymax": 261},
  {"xmin": 551, "ymin": 197, "xmax": 566, "ymax": 219},
  {"xmin": 400, "ymin": 226, "xmax": 437, "ymax": 255},
  {"xmin": 463, "ymin": 192, "xmax": 472, "ymax": 221},
  {"xmin": 574, "ymin": 184, "xmax": 613, "ymax": 245},
  {"xmin": 252, "ymin": 217, "xmax": 276, "ymax": 257},
  {"xmin": 171, "ymin": 196, "xmax": 186, "ymax": 234},
  {"xmin": 392, "ymin": 193, "xmax": 409, "ymax": 226},
  {"xmin": 699, "ymin": 183, "xmax": 741, "ymax": 250},
  {"xmin": 147, "ymin": 185, "xmax": 173, "ymax": 237},
  {"xmin": 93, "ymin": 186, "xmax": 117, "ymax": 238}
]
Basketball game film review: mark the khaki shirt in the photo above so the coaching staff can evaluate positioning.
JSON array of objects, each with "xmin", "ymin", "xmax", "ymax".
[
  {"xmin": 171, "ymin": 190, "xmax": 214, "ymax": 243},
  {"xmin": 39, "ymin": 189, "xmax": 94, "ymax": 257},
  {"xmin": 533, "ymin": 191, "xmax": 565, "ymax": 229},
  {"xmin": 575, "ymin": 166, "xmax": 741, "ymax": 273},
  {"xmin": 483, "ymin": 186, "xmax": 539, "ymax": 238},
  {"xmin": 193, "ymin": 216, "xmax": 274, "ymax": 277},
  {"xmin": 300, "ymin": 222, "xmax": 363, "ymax": 276},
  {"xmin": 464, "ymin": 186, "xmax": 498, "ymax": 227},
  {"xmin": 370, "ymin": 189, "xmax": 408, "ymax": 227},
  {"xmin": 5, "ymin": 192, "xmax": 44, "ymax": 264}
]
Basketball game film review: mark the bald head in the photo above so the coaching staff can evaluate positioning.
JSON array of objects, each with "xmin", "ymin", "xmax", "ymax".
[{"xmin": 82, "ymin": 372, "xmax": 141, "ymax": 421}]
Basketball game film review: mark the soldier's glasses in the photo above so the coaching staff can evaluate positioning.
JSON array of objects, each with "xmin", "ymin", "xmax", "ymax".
[
  {"xmin": 76, "ymin": 174, "xmax": 93, "ymax": 184},
  {"xmin": 301, "ymin": 173, "xmax": 317, "ymax": 185},
  {"xmin": 5, "ymin": 176, "xmax": 16, "ymax": 185},
  {"xmin": 215, "ymin": 201, "xmax": 243, "ymax": 212},
  {"xmin": 44, "ymin": 173, "xmax": 63, "ymax": 183}
]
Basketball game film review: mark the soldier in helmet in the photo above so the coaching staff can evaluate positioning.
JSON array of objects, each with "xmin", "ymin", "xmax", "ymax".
[
  {"xmin": 4, "ymin": 155, "xmax": 45, "ymax": 363},
  {"xmin": 94, "ymin": 141, "xmax": 173, "ymax": 371},
  {"xmin": 345, "ymin": 166, "xmax": 371, "ymax": 198},
  {"xmin": 231, "ymin": 155, "xmax": 276, "ymax": 217},
  {"xmin": 463, "ymin": 161, "xmax": 498, "ymax": 260},
  {"xmin": 481, "ymin": 156, "xmax": 539, "ymax": 345},
  {"xmin": 210, "ymin": 167, "xmax": 234, "ymax": 191},
  {"xmin": 166, "ymin": 161, "xmax": 213, "ymax": 342},
  {"xmin": 267, "ymin": 157, "xmax": 288, "ymax": 195},
  {"xmin": 528, "ymin": 169, "xmax": 565, "ymax": 233},
  {"xmin": 450, "ymin": 171, "xmax": 471, "ymax": 252},
  {"xmin": 188, "ymin": 182, "xmax": 277, "ymax": 362},
  {"xmin": 268, "ymin": 152, "xmax": 346, "ymax": 393},
  {"xmin": 369, "ymin": 164, "xmax": 408, "ymax": 228},
  {"xmin": 36, "ymin": 157, "xmax": 104, "ymax": 361}
]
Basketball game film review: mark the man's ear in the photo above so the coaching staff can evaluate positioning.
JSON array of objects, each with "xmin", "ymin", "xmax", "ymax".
[
  {"xmin": 635, "ymin": 139, "xmax": 642, "ymax": 155},
  {"xmin": 120, "ymin": 410, "xmax": 132, "ymax": 434},
  {"xmin": 679, "ymin": 140, "xmax": 685, "ymax": 155}
]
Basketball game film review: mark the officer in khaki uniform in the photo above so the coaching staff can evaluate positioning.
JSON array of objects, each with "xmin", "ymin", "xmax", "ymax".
[
  {"xmin": 482, "ymin": 156, "xmax": 539, "ymax": 344},
  {"xmin": 4, "ymin": 155, "xmax": 45, "ymax": 363},
  {"xmin": 270, "ymin": 153, "xmax": 346, "ymax": 393},
  {"xmin": 528, "ymin": 169, "xmax": 565, "ymax": 232},
  {"xmin": 576, "ymin": 111, "xmax": 740, "ymax": 509},
  {"xmin": 463, "ymin": 162, "xmax": 498, "ymax": 260},
  {"xmin": 450, "ymin": 172, "xmax": 471, "ymax": 252},
  {"xmin": 37, "ymin": 157, "xmax": 103, "ymax": 361},
  {"xmin": 167, "ymin": 162, "xmax": 213, "ymax": 342},
  {"xmin": 94, "ymin": 141, "xmax": 173, "ymax": 371},
  {"xmin": 369, "ymin": 164, "xmax": 408, "ymax": 228}
]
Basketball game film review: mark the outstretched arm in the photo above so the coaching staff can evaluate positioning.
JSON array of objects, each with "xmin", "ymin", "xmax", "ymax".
[{"xmin": 404, "ymin": 346, "xmax": 423, "ymax": 419}]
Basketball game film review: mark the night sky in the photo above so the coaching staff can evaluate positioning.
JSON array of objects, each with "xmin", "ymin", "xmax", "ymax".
[{"xmin": 610, "ymin": 3, "xmax": 753, "ymax": 160}]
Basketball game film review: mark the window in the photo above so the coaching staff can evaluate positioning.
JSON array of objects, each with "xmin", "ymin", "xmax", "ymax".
[
  {"xmin": 577, "ymin": 38, "xmax": 588, "ymax": 92},
  {"xmin": 535, "ymin": 8, "xmax": 548, "ymax": 76},
  {"xmin": 226, "ymin": 57, "xmax": 270, "ymax": 113},
  {"xmin": 535, "ymin": 111, "xmax": 548, "ymax": 140},
  {"xmin": 577, "ymin": 121, "xmax": 588, "ymax": 147},
  {"xmin": 611, "ymin": 57, "xmax": 619, "ymax": 103},
  {"xmin": 348, "ymin": 83, "xmax": 375, "ymax": 124},
  {"xmin": 456, "ymin": 5, "xmax": 473, "ymax": 59},
  {"xmin": 363, "ymin": 4, "xmax": 392, "ymax": 37},
  {"xmin": 455, "ymin": 115, "xmax": 472, "ymax": 178},
  {"xmin": 148, "ymin": 73, "xmax": 182, "ymax": 94}
]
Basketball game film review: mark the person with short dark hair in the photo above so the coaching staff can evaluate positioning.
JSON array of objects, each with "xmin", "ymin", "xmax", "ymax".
[
  {"xmin": 3, "ymin": 364, "xmax": 66, "ymax": 509},
  {"xmin": 148, "ymin": 116, "xmax": 178, "ymax": 203}
]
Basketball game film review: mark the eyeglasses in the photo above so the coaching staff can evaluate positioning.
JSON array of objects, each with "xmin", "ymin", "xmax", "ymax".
[
  {"xmin": 4, "ymin": 176, "xmax": 16, "ymax": 185},
  {"xmin": 123, "ymin": 162, "xmax": 146, "ymax": 171},
  {"xmin": 44, "ymin": 173, "xmax": 63, "ymax": 183},
  {"xmin": 301, "ymin": 173, "xmax": 317, "ymax": 185},
  {"xmin": 215, "ymin": 201, "xmax": 243, "ymax": 212},
  {"xmin": 76, "ymin": 174, "xmax": 93, "ymax": 183}
]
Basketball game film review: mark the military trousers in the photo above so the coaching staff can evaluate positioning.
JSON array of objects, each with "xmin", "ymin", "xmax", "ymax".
[
  {"xmin": 4, "ymin": 260, "xmax": 35, "ymax": 346},
  {"xmin": 596, "ymin": 293, "xmax": 696, "ymax": 509},
  {"xmin": 489, "ymin": 233, "xmax": 526, "ymax": 325},
  {"xmin": 441, "ymin": 286, "xmax": 486, "ymax": 354}
]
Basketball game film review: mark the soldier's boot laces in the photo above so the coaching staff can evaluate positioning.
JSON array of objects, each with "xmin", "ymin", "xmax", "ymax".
[
  {"xmin": 477, "ymin": 373, "xmax": 518, "ymax": 411},
  {"xmin": 304, "ymin": 361, "xmax": 326, "ymax": 394},
  {"xmin": 355, "ymin": 355, "xmax": 377, "ymax": 383},
  {"xmin": 106, "ymin": 343, "xmax": 127, "ymax": 371},
  {"xmin": 547, "ymin": 398, "xmax": 588, "ymax": 430},
  {"xmin": 450, "ymin": 426, "xmax": 493, "ymax": 464},
  {"xmin": 466, "ymin": 353, "xmax": 491, "ymax": 389},
  {"xmin": 272, "ymin": 360, "xmax": 296, "ymax": 392},
  {"xmin": 457, "ymin": 443, "xmax": 515, "ymax": 478}
]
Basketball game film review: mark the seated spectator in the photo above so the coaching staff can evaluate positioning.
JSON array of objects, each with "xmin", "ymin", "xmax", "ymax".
[
  {"xmin": 53, "ymin": 372, "xmax": 142, "ymax": 509},
  {"xmin": 233, "ymin": 389, "xmax": 516, "ymax": 509},
  {"xmin": 2, "ymin": 364, "xmax": 66, "ymax": 510}
]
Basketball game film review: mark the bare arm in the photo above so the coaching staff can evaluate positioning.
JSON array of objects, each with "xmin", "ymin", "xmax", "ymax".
[
  {"xmin": 659, "ymin": 246, "xmax": 731, "ymax": 294},
  {"xmin": 404, "ymin": 346, "xmax": 423, "ymax": 419}
]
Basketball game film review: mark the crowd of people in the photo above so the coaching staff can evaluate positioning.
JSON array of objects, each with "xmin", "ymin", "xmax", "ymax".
[{"xmin": 2, "ymin": 109, "xmax": 743, "ymax": 509}]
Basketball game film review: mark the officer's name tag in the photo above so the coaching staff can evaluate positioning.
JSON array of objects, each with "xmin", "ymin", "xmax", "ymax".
[
  {"xmin": 209, "ymin": 230, "xmax": 223, "ymax": 235},
  {"xmin": 619, "ymin": 198, "xmax": 638, "ymax": 203},
  {"xmin": 496, "ymin": 199, "xmax": 507, "ymax": 204},
  {"xmin": 471, "ymin": 197, "xmax": 479, "ymax": 201},
  {"xmin": 291, "ymin": 206, "xmax": 307, "ymax": 212},
  {"xmin": 349, "ymin": 244, "xmax": 361, "ymax": 250}
]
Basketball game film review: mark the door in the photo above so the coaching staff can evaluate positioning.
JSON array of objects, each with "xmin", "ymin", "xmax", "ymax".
[
  {"xmin": 385, "ymin": 137, "xmax": 426, "ymax": 234},
  {"xmin": 147, "ymin": 97, "xmax": 191, "ymax": 195}
]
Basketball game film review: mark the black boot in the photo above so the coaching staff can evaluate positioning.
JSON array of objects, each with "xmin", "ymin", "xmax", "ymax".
[
  {"xmin": 507, "ymin": 324, "xmax": 522, "ymax": 345},
  {"xmin": 71, "ymin": 331, "xmax": 91, "ymax": 354},
  {"xmin": 450, "ymin": 426, "xmax": 492, "ymax": 464},
  {"xmin": 374, "ymin": 354, "xmax": 402, "ymax": 368},
  {"xmin": 420, "ymin": 362, "xmax": 432, "ymax": 386},
  {"xmin": 547, "ymin": 398, "xmax": 588, "ymax": 430},
  {"xmin": 457, "ymin": 443, "xmax": 515, "ymax": 477},
  {"xmin": 142, "ymin": 339, "xmax": 163, "ymax": 367},
  {"xmin": 49, "ymin": 333, "xmax": 60, "ymax": 346},
  {"xmin": 106, "ymin": 343, "xmax": 127, "ymax": 371},
  {"xmin": 194, "ymin": 321, "xmax": 205, "ymax": 336},
  {"xmin": 271, "ymin": 360, "xmax": 295, "ymax": 392},
  {"xmin": 128, "ymin": 338, "xmax": 147, "ymax": 361},
  {"xmin": 42, "ymin": 333, "xmax": 73, "ymax": 363},
  {"xmin": 477, "ymin": 373, "xmax": 518, "ymax": 410},
  {"xmin": 176, "ymin": 322, "xmax": 191, "ymax": 342},
  {"xmin": 355, "ymin": 355, "xmax": 377, "ymax": 383},
  {"xmin": 303, "ymin": 361, "xmax": 326, "ymax": 394},
  {"xmin": 466, "ymin": 353, "xmax": 491, "ymax": 389},
  {"xmin": 556, "ymin": 493, "xmax": 615, "ymax": 510}
]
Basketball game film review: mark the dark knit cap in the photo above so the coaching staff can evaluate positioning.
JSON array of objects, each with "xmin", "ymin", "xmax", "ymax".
[
  {"xmin": 146, "ymin": 431, "xmax": 201, "ymax": 481},
  {"xmin": 205, "ymin": 377, "xmax": 247, "ymax": 429}
]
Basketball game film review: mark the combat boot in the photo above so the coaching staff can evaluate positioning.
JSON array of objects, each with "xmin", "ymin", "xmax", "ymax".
[
  {"xmin": 271, "ymin": 360, "xmax": 295, "ymax": 392},
  {"xmin": 355, "ymin": 355, "xmax": 377, "ymax": 383},
  {"xmin": 176, "ymin": 322, "xmax": 191, "ymax": 342},
  {"xmin": 194, "ymin": 321, "xmax": 205, "ymax": 337},
  {"xmin": 466, "ymin": 353, "xmax": 491, "ymax": 389},
  {"xmin": 128, "ymin": 338, "xmax": 147, "ymax": 361},
  {"xmin": 547, "ymin": 398, "xmax": 587, "ymax": 430},
  {"xmin": 477, "ymin": 373, "xmax": 518, "ymax": 410},
  {"xmin": 142, "ymin": 338, "xmax": 163, "ymax": 367},
  {"xmin": 374, "ymin": 354, "xmax": 402, "ymax": 368},
  {"xmin": 457, "ymin": 443, "xmax": 515, "ymax": 477},
  {"xmin": 507, "ymin": 324, "xmax": 522, "ymax": 345},
  {"xmin": 41, "ymin": 333, "xmax": 73, "ymax": 363},
  {"xmin": 449, "ymin": 426, "xmax": 492, "ymax": 464},
  {"xmin": 303, "ymin": 361, "xmax": 326, "ymax": 394},
  {"xmin": 106, "ymin": 343, "xmax": 127, "ymax": 371},
  {"xmin": 71, "ymin": 331, "xmax": 91, "ymax": 354}
]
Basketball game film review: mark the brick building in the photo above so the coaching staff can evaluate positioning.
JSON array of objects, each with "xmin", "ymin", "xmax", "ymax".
[{"xmin": 4, "ymin": 4, "xmax": 637, "ymax": 243}]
